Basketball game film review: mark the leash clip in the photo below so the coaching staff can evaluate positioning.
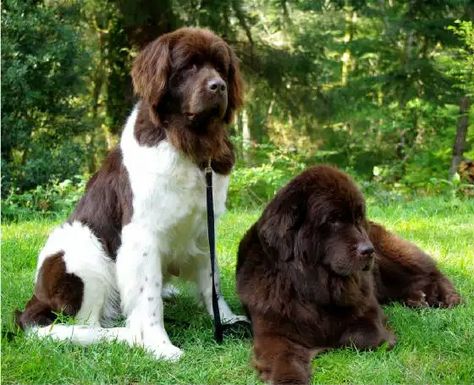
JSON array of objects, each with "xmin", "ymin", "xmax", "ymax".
[{"xmin": 205, "ymin": 158, "xmax": 213, "ymax": 174}]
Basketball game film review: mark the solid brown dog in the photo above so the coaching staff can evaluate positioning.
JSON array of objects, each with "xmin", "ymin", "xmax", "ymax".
[{"xmin": 237, "ymin": 165, "xmax": 461, "ymax": 384}]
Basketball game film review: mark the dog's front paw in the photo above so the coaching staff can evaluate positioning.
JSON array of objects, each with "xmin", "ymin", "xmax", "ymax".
[
  {"xmin": 145, "ymin": 342, "xmax": 183, "ymax": 361},
  {"xmin": 439, "ymin": 292, "xmax": 462, "ymax": 308},
  {"xmin": 161, "ymin": 283, "xmax": 181, "ymax": 300},
  {"xmin": 406, "ymin": 290, "xmax": 429, "ymax": 308},
  {"xmin": 383, "ymin": 330, "xmax": 397, "ymax": 350}
]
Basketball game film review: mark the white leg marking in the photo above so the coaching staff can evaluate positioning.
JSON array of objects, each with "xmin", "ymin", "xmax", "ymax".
[{"xmin": 116, "ymin": 223, "xmax": 183, "ymax": 361}]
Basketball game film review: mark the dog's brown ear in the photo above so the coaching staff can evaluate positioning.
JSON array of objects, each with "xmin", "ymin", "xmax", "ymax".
[
  {"xmin": 224, "ymin": 45, "xmax": 244, "ymax": 124},
  {"xmin": 131, "ymin": 35, "xmax": 171, "ymax": 125},
  {"xmin": 257, "ymin": 202, "xmax": 304, "ymax": 262}
]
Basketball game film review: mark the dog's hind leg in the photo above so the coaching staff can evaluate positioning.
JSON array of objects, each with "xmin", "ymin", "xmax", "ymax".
[
  {"xmin": 15, "ymin": 295, "xmax": 56, "ymax": 330},
  {"xmin": 368, "ymin": 221, "xmax": 461, "ymax": 308},
  {"xmin": 16, "ymin": 222, "xmax": 117, "ymax": 330}
]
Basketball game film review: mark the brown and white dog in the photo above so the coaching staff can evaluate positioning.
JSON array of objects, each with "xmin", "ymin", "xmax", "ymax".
[
  {"xmin": 15, "ymin": 27, "xmax": 246, "ymax": 360},
  {"xmin": 237, "ymin": 165, "xmax": 461, "ymax": 384}
]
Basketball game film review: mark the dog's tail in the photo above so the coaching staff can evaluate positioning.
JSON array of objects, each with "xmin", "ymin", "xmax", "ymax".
[
  {"xmin": 16, "ymin": 299, "xmax": 130, "ymax": 344},
  {"xmin": 15, "ymin": 295, "xmax": 131, "ymax": 345},
  {"xmin": 27, "ymin": 324, "xmax": 133, "ymax": 345}
]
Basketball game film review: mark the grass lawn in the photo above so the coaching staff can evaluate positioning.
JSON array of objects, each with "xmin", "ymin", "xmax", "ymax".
[{"xmin": 1, "ymin": 195, "xmax": 474, "ymax": 384}]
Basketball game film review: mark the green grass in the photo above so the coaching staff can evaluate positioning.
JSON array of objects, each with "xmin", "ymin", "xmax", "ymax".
[{"xmin": 2, "ymin": 195, "xmax": 474, "ymax": 384}]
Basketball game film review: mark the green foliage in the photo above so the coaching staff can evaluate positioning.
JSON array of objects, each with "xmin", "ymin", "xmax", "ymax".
[
  {"xmin": 228, "ymin": 141, "xmax": 309, "ymax": 208},
  {"xmin": 445, "ymin": 20, "xmax": 474, "ymax": 97},
  {"xmin": 1, "ymin": 0, "xmax": 90, "ymax": 194},
  {"xmin": 2, "ymin": 176, "xmax": 86, "ymax": 222},
  {"xmin": 2, "ymin": 0, "xmax": 473, "ymax": 207}
]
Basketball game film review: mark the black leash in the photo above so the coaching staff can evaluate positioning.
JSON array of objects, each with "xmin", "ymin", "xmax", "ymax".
[{"xmin": 205, "ymin": 159, "xmax": 224, "ymax": 343}]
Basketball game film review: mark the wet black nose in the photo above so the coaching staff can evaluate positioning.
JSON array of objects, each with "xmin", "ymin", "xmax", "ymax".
[
  {"xmin": 358, "ymin": 243, "xmax": 375, "ymax": 257},
  {"xmin": 208, "ymin": 78, "xmax": 226, "ymax": 94},
  {"xmin": 359, "ymin": 242, "xmax": 375, "ymax": 271}
]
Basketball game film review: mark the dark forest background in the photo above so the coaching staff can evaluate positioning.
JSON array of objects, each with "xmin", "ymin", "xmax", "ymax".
[{"xmin": 2, "ymin": 0, "xmax": 473, "ymax": 219}]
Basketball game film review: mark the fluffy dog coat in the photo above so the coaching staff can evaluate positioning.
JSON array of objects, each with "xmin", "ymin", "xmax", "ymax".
[
  {"xmin": 16, "ymin": 27, "xmax": 245, "ymax": 360},
  {"xmin": 237, "ymin": 165, "xmax": 461, "ymax": 384}
]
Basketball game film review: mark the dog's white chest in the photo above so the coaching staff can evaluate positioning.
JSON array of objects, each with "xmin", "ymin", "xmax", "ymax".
[{"xmin": 120, "ymin": 106, "xmax": 229, "ymax": 257}]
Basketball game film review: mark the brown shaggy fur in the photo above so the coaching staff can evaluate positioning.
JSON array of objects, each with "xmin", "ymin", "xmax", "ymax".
[
  {"xmin": 15, "ymin": 27, "xmax": 244, "ymax": 329},
  {"xmin": 15, "ymin": 251, "xmax": 84, "ymax": 329},
  {"xmin": 236, "ymin": 165, "xmax": 461, "ymax": 385},
  {"xmin": 131, "ymin": 27, "xmax": 243, "ymax": 168}
]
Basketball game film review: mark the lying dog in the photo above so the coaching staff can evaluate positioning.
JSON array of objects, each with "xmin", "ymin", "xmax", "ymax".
[
  {"xmin": 15, "ymin": 27, "xmax": 246, "ymax": 360},
  {"xmin": 236, "ymin": 165, "xmax": 461, "ymax": 384}
]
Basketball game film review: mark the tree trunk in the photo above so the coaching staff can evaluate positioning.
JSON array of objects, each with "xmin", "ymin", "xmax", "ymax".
[
  {"xmin": 341, "ymin": 7, "xmax": 357, "ymax": 86},
  {"xmin": 87, "ymin": 30, "xmax": 106, "ymax": 174},
  {"xmin": 242, "ymin": 108, "xmax": 251, "ymax": 163},
  {"xmin": 449, "ymin": 96, "xmax": 470, "ymax": 178}
]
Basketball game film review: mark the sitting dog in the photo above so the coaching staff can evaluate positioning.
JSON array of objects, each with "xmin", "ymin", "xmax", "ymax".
[
  {"xmin": 15, "ymin": 27, "xmax": 246, "ymax": 360},
  {"xmin": 236, "ymin": 165, "xmax": 461, "ymax": 384}
]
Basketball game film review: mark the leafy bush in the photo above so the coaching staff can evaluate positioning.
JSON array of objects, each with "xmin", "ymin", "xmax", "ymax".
[
  {"xmin": 227, "ymin": 136, "xmax": 474, "ymax": 210},
  {"xmin": 2, "ymin": 176, "xmax": 86, "ymax": 222},
  {"xmin": 227, "ymin": 142, "xmax": 308, "ymax": 209},
  {"xmin": 1, "ymin": 0, "xmax": 89, "ymax": 195}
]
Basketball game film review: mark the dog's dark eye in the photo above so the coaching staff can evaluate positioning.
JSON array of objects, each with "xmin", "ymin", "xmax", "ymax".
[
  {"xmin": 217, "ymin": 65, "xmax": 227, "ymax": 76},
  {"xmin": 328, "ymin": 214, "xmax": 343, "ymax": 225},
  {"xmin": 183, "ymin": 64, "xmax": 197, "ymax": 73},
  {"xmin": 172, "ymin": 64, "xmax": 197, "ymax": 83}
]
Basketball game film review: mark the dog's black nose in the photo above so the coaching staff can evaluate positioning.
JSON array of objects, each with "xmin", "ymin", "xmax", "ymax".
[
  {"xmin": 208, "ymin": 78, "xmax": 226, "ymax": 94},
  {"xmin": 358, "ymin": 243, "xmax": 374, "ymax": 257},
  {"xmin": 359, "ymin": 242, "xmax": 375, "ymax": 271}
]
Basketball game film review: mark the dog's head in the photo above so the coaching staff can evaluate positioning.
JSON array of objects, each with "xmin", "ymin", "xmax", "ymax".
[
  {"xmin": 132, "ymin": 27, "xmax": 243, "ymax": 128},
  {"xmin": 258, "ymin": 165, "xmax": 375, "ymax": 277}
]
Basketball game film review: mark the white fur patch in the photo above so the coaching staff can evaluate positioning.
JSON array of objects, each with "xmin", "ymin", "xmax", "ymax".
[
  {"xmin": 30, "ymin": 103, "xmax": 245, "ymax": 360},
  {"xmin": 36, "ymin": 221, "xmax": 119, "ymax": 325},
  {"xmin": 115, "ymin": 104, "xmax": 236, "ymax": 358}
]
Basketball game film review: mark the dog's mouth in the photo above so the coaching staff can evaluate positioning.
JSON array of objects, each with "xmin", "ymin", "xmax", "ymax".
[
  {"xmin": 362, "ymin": 258, "xmax": 374, "ymax": 272},
  {"xmin": 185, "ymin": 95, "xmax": 227, "ymax": 122},
  {"xmin": 185, "ymin": 105, "xmax": 225, "ymax": 122},
  {"xmin": 326, "ymin": 261, "xmax": 353, "ymax": 277},
  {"xmin": 325, "ymin": 255, "xmax": 374, "ymax": 276}
]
